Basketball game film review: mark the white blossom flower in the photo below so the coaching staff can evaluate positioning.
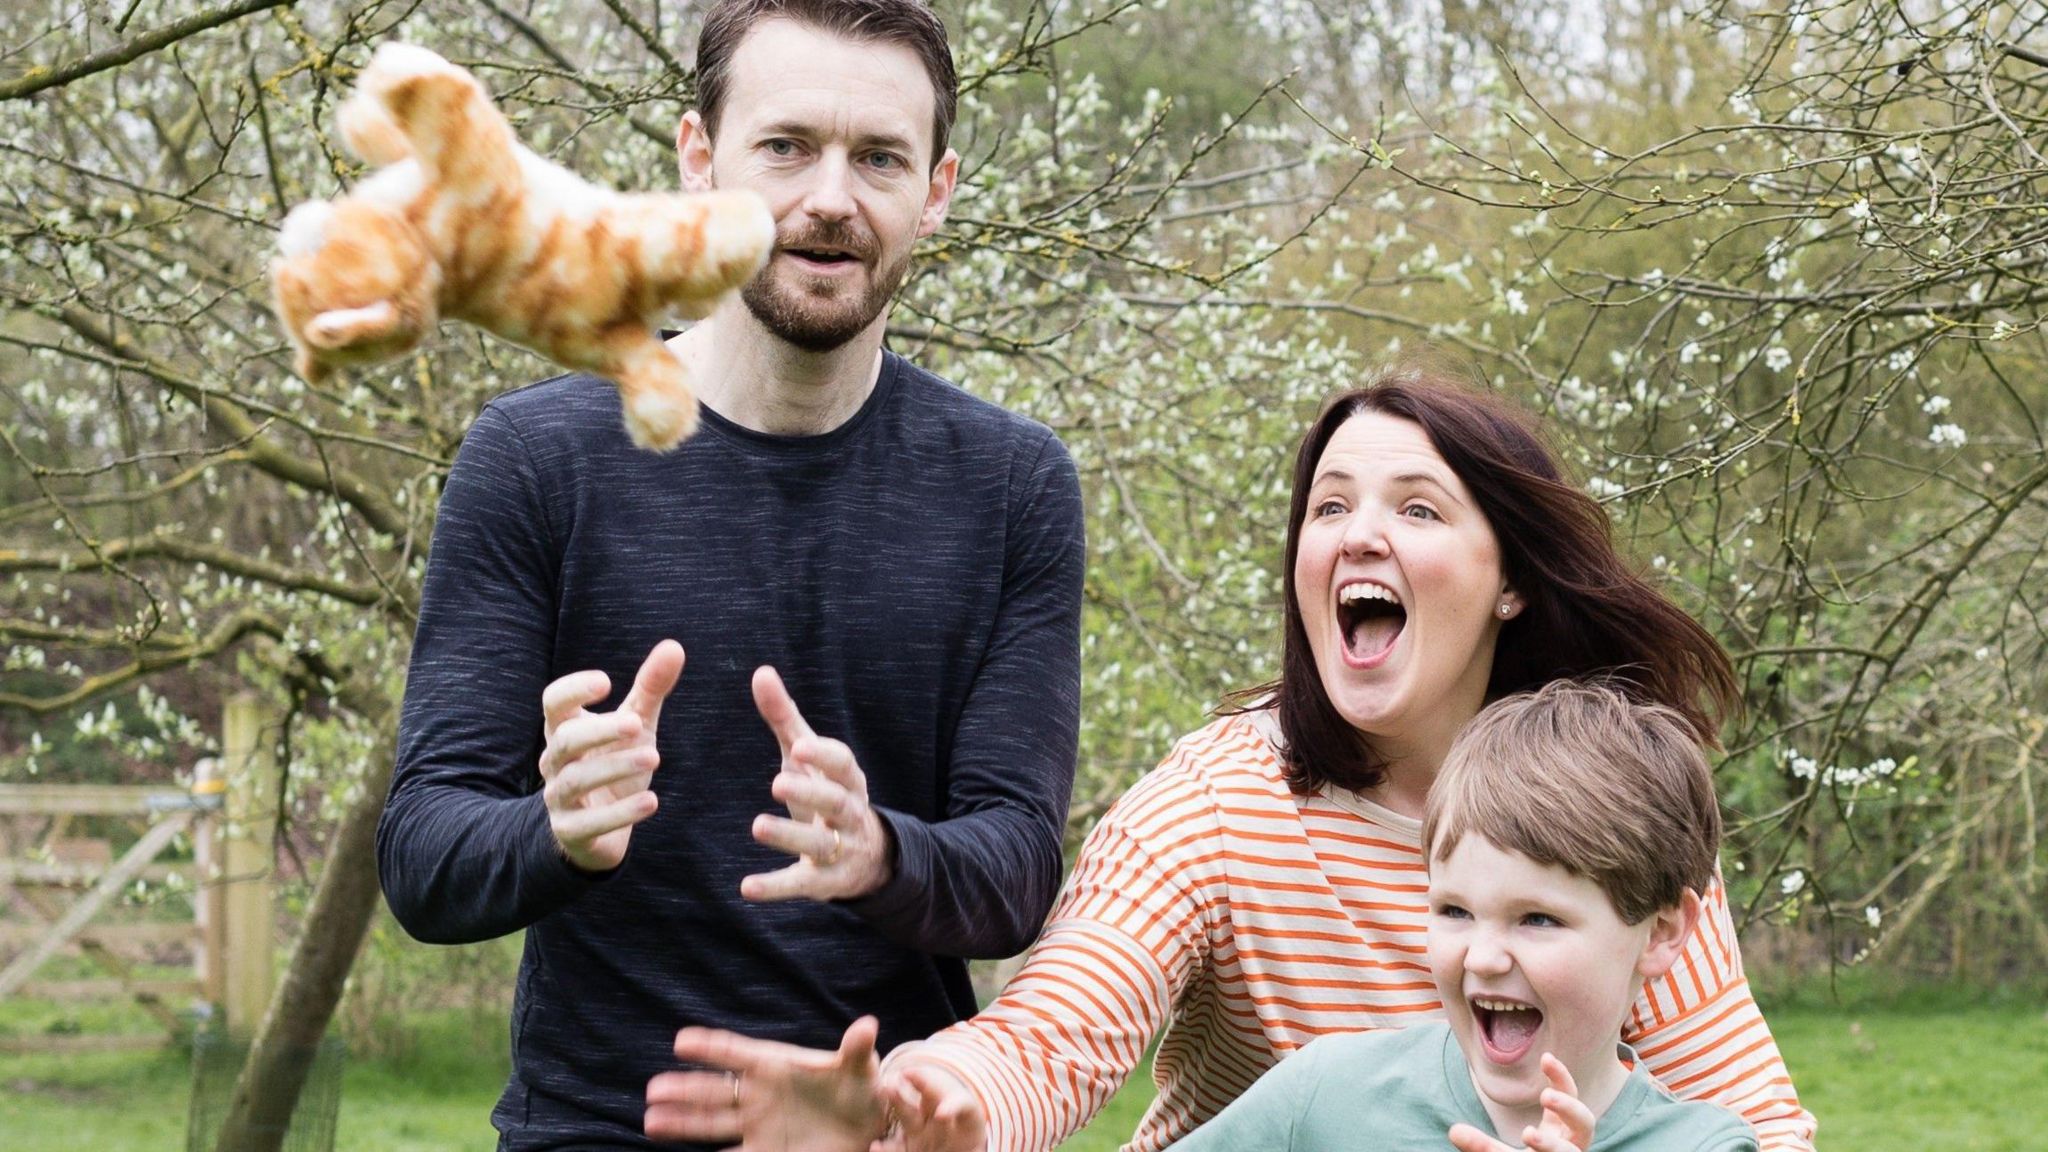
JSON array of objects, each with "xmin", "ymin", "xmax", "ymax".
[
  {"xmin": 1780, "ymin": 870, "xmax": 1806, "ymax": 896},
  {"xmin": 1866, "ymin": 905, "xmax": 1882, "ymax": 928},
  {"xmin": 1847, "ymin": 196, "xmax": 1871, "ymax": 220},
  {"xmin": 1504, "ymin": 288, "xmax": 1528, "ymax": 316},
  {"xmin": 1929, "ymin": 423, "xmax": 1967, "ymax": 448},
  {"xmin": 1764, "ymin": 346, "xmax": 1792, "ymax": 372},
  {"xmin": 1679, "ymin": 342, "xmax": 1701, "ymax": 365},
  {"xmin": 1921, "ymin": 395, "xmax": 1951, "ymax": 414}
]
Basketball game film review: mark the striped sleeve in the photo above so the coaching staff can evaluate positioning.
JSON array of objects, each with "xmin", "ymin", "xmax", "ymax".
[
  {"xmin": 885, "ymin": 761, "xmax": 1222, "ymax": 1152},
  {"xmin": 1624, "ymin": 877, "xmax": 1816, "ymax": 1152}
]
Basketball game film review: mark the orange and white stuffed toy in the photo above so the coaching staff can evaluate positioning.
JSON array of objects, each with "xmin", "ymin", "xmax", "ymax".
[{"xmin": 271, "ymin": 43, "xmax": 773, "ymax": 451}]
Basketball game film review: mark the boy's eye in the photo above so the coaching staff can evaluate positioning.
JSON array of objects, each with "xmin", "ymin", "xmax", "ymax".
[
  {"xmin": 1432, "ymin": 903, "xmax": 1471, "ymax": 921},
  {"xmin": 1521, "ymin": 912, "xmax": 1562, "ymax": 928}
]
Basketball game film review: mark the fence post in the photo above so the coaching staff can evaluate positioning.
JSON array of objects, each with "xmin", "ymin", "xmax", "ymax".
[
  {"xmin": 194, "ymin": 756, "xmax": 226, "ymax": 1011},
  {"xmin": 220, "ymin": 693, "xmax": 277, "ymax": 1036}
]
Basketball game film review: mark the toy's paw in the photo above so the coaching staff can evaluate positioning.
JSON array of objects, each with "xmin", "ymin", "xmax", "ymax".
[
  {"xmin": 623, "ymin": 390, "xmax": 699, "ymax": 453},
  {"xmin": 306, "ymin": 301, "xmax": 403, "ymax": 349}
]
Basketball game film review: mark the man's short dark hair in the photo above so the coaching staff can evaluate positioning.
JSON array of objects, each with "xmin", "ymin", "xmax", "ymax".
[{"xmin": 695, "ymin": 0, "xmax": 959, "ymax": 168}]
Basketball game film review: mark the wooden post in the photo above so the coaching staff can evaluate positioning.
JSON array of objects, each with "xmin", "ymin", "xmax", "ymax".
[
  {"xmin": 221, "ymin": 694, "xmax": 277, "ymax": 1036},
  {"xmin": 194, "ymin": 756, "xmax": 227, "ymax": 1011}
]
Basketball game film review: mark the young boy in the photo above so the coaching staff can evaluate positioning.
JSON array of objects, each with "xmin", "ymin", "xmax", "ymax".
[{"xmin": 1167, "ymin": 680, "xmax": 1760, "ymax": 1152}]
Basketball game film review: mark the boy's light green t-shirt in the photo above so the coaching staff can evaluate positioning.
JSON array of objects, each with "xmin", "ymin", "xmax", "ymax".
[{"xmin": 1169, "ymin": 1021, "xmax": 1757, "ymax": 1152}]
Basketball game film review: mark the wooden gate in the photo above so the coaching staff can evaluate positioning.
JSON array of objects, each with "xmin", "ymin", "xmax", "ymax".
[{"xmin": 0, "ymin": 694, "xmax": 280, "ymax": 1052}]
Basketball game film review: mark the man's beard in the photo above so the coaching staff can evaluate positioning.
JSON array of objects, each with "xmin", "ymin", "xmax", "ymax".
[{"xmin": 742, "ymin": 224, "xmax": 913, "ymax": 353}]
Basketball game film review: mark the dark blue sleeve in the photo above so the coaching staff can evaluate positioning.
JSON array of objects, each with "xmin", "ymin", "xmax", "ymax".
[
  {"xmin": 376, "ymin": 404, "xmax": 604, "ymax": 944},
  {"xmin": 844, "ymin": 429, "xmax": 1085, "ymax": 958}
]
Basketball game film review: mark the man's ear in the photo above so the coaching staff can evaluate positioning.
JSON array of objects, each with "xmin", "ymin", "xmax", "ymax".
[
  {"xmin": 1637, "ymin": 888, "xmax": 1703, "ymax": 980},
  {"xmin": 916, "ymin": 147, "xmax": 960, "ymax": 239},
  {"xmin": 677, "ymin": 110, "xmax": 716, "ymax": 193}
]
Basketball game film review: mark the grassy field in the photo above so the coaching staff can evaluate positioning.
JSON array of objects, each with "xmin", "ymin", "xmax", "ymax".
[{"xmin": 2, "ymin": 985, "xmax": 2043, "ymax": 1150}]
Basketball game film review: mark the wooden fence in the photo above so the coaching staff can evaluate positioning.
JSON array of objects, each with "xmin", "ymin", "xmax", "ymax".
[{"xmin": 0, "ymin": 694, "xmax": 280, "ymax": 1052}]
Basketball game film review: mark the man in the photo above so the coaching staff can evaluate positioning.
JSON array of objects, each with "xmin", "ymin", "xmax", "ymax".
[{"xmin": 374, "ymin": 2, "xmax": 1085, "ymax": 1147}]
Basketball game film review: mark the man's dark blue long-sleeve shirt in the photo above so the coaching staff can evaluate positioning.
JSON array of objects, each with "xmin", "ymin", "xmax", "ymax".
[{"xmin": 376, "ymin": 353, "xmax": 1084, "ymax": 1150}]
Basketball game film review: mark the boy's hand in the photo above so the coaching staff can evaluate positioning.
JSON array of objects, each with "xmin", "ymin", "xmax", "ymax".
[
  {"xmin": 873, "ymin": 1064, "xmax": 988, "ymax": 1152},
  {"xmin": 1448, "ymin": 1054, "xmax": 1595, "ymax": 1152}
]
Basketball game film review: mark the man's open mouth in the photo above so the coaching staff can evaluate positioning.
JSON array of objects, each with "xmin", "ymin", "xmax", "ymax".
[
  {"xmin": 784, "ymin": 247, "xmax": 861, "ymax": 266},
  {"xmin": 1472, "ymin": 996, "xmax": 1543, "ymax": 1064},
  {"xmin": 1338, "ymin": 581, "xmax": 1406, "ymax": 661}
]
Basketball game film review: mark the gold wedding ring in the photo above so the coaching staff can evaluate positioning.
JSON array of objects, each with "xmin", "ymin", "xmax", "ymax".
[
  {"xmin": 730, "ymin": 1071, "xmax": 741, "ymax": 1107},
  {"xmin": 821, "ymin": 827, "xmax": 843, "ymax": 866}
]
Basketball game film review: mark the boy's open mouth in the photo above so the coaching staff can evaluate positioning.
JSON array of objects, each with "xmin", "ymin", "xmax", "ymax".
[
  {"xmin": 1472, "ymin": 996, "xmax": 1543, "ymax": 1064},
  {"xmin": 1338, "ymin": 582, "xmax": 1406, "ymax": 661}
]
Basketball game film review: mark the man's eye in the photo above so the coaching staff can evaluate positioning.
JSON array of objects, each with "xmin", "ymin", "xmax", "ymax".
[
  {"xmin": 866, "ymin": 152, "xmax": 902, "ymax": 170},
  {"xmin": 765, "ymin": 139, "xmax": 798, "ymax": 157}
]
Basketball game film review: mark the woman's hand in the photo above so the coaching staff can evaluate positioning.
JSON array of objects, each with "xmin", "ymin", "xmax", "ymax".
[
  {"xmin": 646, "ymin": 1016, "xmax": 889, "ymax": 1151},
  {"xmin": 1448, "ymin": 1054, "xmax": 1595, "ymax": 1152}
]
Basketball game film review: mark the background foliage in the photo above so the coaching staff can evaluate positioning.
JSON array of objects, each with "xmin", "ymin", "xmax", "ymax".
[{"xmin": 2, "ymin": 0, "xmax": 2044, "ymax": 1055}]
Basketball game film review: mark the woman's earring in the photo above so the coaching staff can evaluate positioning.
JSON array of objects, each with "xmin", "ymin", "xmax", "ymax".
[{"xmin": 1498, "ymin": 602, "xmax": 1513, "ymax": 617}]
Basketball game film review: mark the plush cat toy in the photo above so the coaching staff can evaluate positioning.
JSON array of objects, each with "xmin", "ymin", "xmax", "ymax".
[{"xmin": 271, "ymin": 42, "xmax": 774, "ymax": 451}]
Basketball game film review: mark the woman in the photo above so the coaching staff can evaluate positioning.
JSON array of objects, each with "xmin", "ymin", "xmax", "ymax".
[{"xmin": 645, "ymin": 370, "xmax": 1815, "ymax": 1152}]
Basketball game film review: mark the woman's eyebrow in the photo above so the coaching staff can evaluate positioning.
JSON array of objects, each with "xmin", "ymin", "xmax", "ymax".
[{"xmin": 1392, "ymin": 470, "xmax": 1467, "ymax": 507}]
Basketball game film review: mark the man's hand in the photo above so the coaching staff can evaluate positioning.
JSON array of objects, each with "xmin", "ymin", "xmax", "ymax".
[
  {"xmin": 1448, "ymin": 1054, "xmax": 1596, "ymax": 1152},
  {"xmin": 538, "ymin": 640, "xmax": 683, "ymax": 872},
  {"xmin": 646, "ymin": 1016, "xmax": 889, "ymax": 1150},
  {"xmin": 743, "ymin": 666, "xmax": 892, "ymax": 901},
  {"xmin": 874, "ymin": 1064, "xmax": 988, "ymax": 1152}
]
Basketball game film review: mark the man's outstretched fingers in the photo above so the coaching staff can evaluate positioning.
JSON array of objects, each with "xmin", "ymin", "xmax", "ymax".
[
  {"xmin": 644, "ymin": 1070, "xmax": 740, "ymax": 1142},
  {"xmin": 551, "ymin": 791, "xmax": 657, "ymax": 846},
  {"xmin": 837, "ymin": 1015, "xmax": 880, "ymax": 1065},
  {"xmin": 752, "ymin": 813, "xmax": 838, "ymax": 860},
  {"xmin": 752, "ymin": 665, "xmax": 816, "ymax": 757},
  {"xmin": 792, "ymin": 734, "xmax": 857, "ymax": 780},
  {"xmin": 543, "ymin": 710, "xmax": 643, "ymax": 781},
  {"xmin": 770, "ymin": 771, "xmax": 858, "ymax": 823},
  {"xmin": 621, "ymin": 640, "xmax": 685, "ymax": 726},
  {"xmin": 541, "ymin": 668, "xmax": 612, "ymax": 729}
]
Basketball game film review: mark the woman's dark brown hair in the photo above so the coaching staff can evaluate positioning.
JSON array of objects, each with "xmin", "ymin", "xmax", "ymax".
[{"xmin": 1229, "ymin": 364, "xmax": 1740, "ymax": 795}]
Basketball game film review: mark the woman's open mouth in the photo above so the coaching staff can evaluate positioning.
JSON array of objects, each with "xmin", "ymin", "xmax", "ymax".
[
  {"xmin": 1338, "ymin": 581, "xmax": 1406, "ymax": 665},
  {"xmin": 1472, "ymin": 996, "xmax": 1543, "ymax": 1065}
]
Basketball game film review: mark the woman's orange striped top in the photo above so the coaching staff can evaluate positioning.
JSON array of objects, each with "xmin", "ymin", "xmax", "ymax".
[{"xmin": 895, "ymin": 710, "xmax": 1815, "ymax": 1152}]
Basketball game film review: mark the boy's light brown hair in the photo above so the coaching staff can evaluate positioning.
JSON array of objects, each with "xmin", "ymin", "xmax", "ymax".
[{"xmin": 1422, "ymin": 679, "xmax": 1722, "ymax": 925}]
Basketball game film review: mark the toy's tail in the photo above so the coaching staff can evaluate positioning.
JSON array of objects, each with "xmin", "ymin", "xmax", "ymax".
[{"xmin": 348, "ymin": 43, "xmax": 518, "ymax": 192}]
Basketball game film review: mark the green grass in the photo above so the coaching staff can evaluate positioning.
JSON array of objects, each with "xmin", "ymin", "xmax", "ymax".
[
  {"xmin": 0, "ymin": 996, "xmax": 507, "ymax": 1152},
  {"xmin": 3, "ymin": 986, "xmax": 2043, "ymax": 1150}
]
